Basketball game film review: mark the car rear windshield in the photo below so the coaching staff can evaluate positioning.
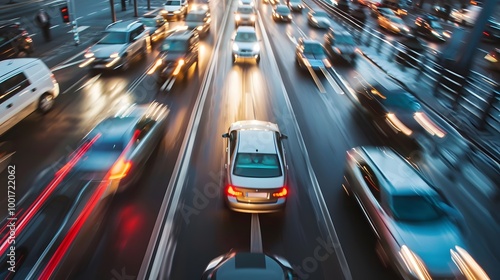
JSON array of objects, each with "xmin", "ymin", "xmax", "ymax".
[
  {"xmin": 91, "ymin": 139, "xmax": 125, "ymax": 152},
  {"xmin": 235, "ymin": 32, "xmax": 257, "ymax": 42},
  {"xmin": 100, "ymin": 31, "xmax": 127, "ymax": 44},
  {"xmin": 237, "ymin": 6, "xmax": 254, "ymax": 13},
  {"xmin": 233, "ymin": 153, "xmax": 282, "ymax": 178},
  {"xmin": 161, "ymin": 39, "xmax": 187, "ymax": 52},
  {"xmin": 391, "ymin": 194, "xmax": 443, "ymax": 222},
  {"xmin": 186, "ymin": 13, "xmax": 206, "ymax": 21}
]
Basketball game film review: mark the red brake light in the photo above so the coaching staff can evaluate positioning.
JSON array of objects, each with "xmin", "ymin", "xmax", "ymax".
[
  {"xmin": 272, "ymin": 187, "xmax": 288, "ymax": 198},
  {"xmin": 109, "ymin": 158, "xmax": 132, "ymax": 180},
  {"xmin": 227, "ymin": 185, "xmax": 243, "ymax": 197}
]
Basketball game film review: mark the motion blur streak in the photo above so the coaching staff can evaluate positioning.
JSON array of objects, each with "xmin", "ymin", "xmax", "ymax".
[
  {"xmin": 39, "ymin": 130, "xmax": 140, "ymax": 279},
  {"xmin": 0, "ymin": 134, "xmax": 101, "ymax": 256}
]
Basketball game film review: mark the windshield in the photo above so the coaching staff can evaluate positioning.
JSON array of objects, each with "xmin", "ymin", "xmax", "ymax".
[
  {"xmin": 383, "ymin": 92, "xmax": 421, "ymax": 111},
  {"xmin": 429, "ymin": 20, "xmax": 443, "ymax": 29},
  {"xmin": 237, "ymin": 6, "xmax": 254, "ymax": 13},
  {"xmin": 276, "ymin": 6, "xmax": 290, "ymax": 13},
  {"xmin": 336, "ymin": 35, "xmax": 355, "ymax": 45},
  {"xmin": 185, "ymin": 13, "xmax": 205, "ymax": 21},
  {"xmin": 314, "ymin": 11, "xmax": 328, "ymax": 17},
  {"xmin": 235, "ymin": 31, "xmax": 257, "ymax": 42},
  {"xmin": 90, "ymin": 139, "xmax": 125, "ymax": 152},
  {"xmin": 303, "ymin": 43, "xmax": 324, "ymax": 54},
  {"xmin": 165, "ymin": 0, "xmax": 181, "ymax": 5},
  {"xmin": 140, "ymin": 18, "xmax": 160, "ymax": 27},
  {"xmin": 99, "ymin": 31, "xmax": 127, "ymax": 44},
  {"xmin": 233, "ymin": 153, "xmax": 282, "ymax": 178},
  {"xmin": 391, "ymin": 17, "xmax": 404, "ymax": 24},
  {"xmin": 161, "ymin": 39, "xmax": 187, "ymax": 52},
  {"xmin": 391, "ymin": 194, "xmax": 443, "ymax": 222}
]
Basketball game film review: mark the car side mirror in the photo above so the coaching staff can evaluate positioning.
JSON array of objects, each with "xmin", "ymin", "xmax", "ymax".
[{"xmin": 222, "ymin": 133, "xmax": 230, "ymax": 138}]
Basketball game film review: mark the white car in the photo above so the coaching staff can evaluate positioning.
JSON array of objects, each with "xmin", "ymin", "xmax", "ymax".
[
  {"xmin": 450, "ymin": 5, "xmax": 481, "ymax": 26},
  {"xmin": 222, "ymin": 120, "xmax": 288, "ymax": 213},
  {"xmin": 0, "ymin": 58, "xmax": 59, "ymax": 135},
  {"xmin": 161, "ymin": 0, "xmax": 188, "ymax": 20},
  {"xmin": 231, "ymin": 26, "xmax": 261, "ymax": 64}
]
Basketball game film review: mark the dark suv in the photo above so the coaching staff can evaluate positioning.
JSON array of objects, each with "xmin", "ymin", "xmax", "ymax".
[
  {"xmin": 155, "ymin": 29, "xmax": 199, "ymax": 91},
  {"xmin": 414, "ymin": 15, "xmax": 448, "ymax": 42},
  {"xmin": 0, "ymin": 23, "xmax": 34, "ymax": 60}
]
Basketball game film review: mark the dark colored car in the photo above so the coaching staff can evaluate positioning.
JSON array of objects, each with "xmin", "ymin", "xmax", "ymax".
[
  {"xmin": 155, "ymin": 29, "xmax": 199, "ymax": 90},
  {"xmin": 0, "ymin": 23, "xmax": 34, "ymax": 60},
  {"xmin": 414, "ymin": 15, "xmax": 449, "ymax": 42},
  {"xmin": 272, "ymin": 5, "xmax": 292, "ymax": 22},
  {"xmin": 324, "ymin": 28, "xmax": 358, "ymax": 63},
  {"xmin": 185, "ymin": 8, "xmax": 211, "ymax": 37},
  {"xmin": 287, "ymin": 0, "xmax": 304, "ymax": 12},
  {"xmin": 202, "ymin": 251, "xmax": 298, "ymax": 280},
  {"xmin": 295, "ymin": 38, "xmax": 332, "ymax": 70},
  {"xmin": 138, "ymin": 14, "xmax": 169, "ymax": 43},
  {"xmin": 483, "ymin": 19, "xmax": 500, "ymax": 43},
  {"xmin": 307, "ymin": 9, "xmax": 331, "ymax": 29},
  {"xmin": 352, "ymin": 81, "xmax": 451, "ymax": 150},
  {"xmin": 74, "ymin": 102, "xmax": 168, "ymax": 193}
]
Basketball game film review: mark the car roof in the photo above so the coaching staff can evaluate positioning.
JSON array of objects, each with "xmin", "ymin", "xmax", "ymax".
[
  {"xmin": 215, "ymin": 253, "xmax": 286, "ymax": 280},
  {"xmin": 360, "ymin": 147, "xmax": 434, "ymax": 196},
  {"xmin": 106, "ymin": 20, "xmax": 142, "ymax": 32},
  {"xmin": 187, "ymin": 9, "xmax": 208, "ymax": 15},
  {"xmin": 0, "ymin": 58, "xmax": 41, "ymax": 78},
  {"xmin": 236, "ymin": 26, "xmax": 256, "ymax": 33},
  {"xmin": 90, "ymin": 117, "xmax": 137, "ymax": 144}
]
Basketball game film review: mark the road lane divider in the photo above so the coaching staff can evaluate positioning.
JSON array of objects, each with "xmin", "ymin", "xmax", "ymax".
[{"xmin": 250, "ymin": 214, "xmax": 263, "ymax": 253}]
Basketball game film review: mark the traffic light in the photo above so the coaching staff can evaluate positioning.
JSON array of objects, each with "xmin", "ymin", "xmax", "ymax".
[{"xmin": 60, "ymin": 6, "xmax": 70, "ymax": 23}]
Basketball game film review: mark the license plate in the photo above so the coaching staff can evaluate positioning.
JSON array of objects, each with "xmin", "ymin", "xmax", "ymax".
[{"xmin": 247, "ymin": 192, "xmax": 267, "ymax": 198}]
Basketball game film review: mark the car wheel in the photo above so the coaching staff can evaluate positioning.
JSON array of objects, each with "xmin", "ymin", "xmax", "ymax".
[{"xmin": 38, "ymin": 93, "xmax": 54, "ymax": 114}]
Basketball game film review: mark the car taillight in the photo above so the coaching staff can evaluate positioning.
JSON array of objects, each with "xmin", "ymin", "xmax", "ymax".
[
  {"xmin": 226, "ymin": 185, "xmax": 242, "ymax": 197},
  {"xmin": 109, "ymin": 158, "xmax": 132, "ymax": 180},
  {"xmin": 272, "ymin": 187, "xmax": 288, "ymax": 198}
]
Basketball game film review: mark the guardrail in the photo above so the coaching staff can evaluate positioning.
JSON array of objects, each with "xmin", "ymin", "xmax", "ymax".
[{"xmin": 311, "ymin": 0, "xmax": 499, "ymax": 163}]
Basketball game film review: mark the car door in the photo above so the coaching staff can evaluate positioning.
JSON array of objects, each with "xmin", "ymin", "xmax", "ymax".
[
  {"xmin": 0, "ymin": 72, "xmax": 32, "ymax": 134},
  {"xmin": 130, "ymin": 119, "xmax": 156, "ymax": 165}
]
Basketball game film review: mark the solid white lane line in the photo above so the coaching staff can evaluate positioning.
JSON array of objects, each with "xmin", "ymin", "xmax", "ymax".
[
  {"xmin": 257, "ymin": 8, "xmax": 353, "ymax": 280},
  {"xmin": 51, "ymin": 59, "xmax": 85, "ymax": 72},
  {"xmin": 321, "ymin": 68, "xmax": 344, "ymax": 94},
  {"xmin": 250, "ymin": 214, "xmax": 263, "ymax": 253}
]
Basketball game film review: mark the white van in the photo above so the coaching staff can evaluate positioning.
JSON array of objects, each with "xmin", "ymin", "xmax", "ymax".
[{"xmin": 0, "ymin": 58, "xmax": 59, "ymax": 135}]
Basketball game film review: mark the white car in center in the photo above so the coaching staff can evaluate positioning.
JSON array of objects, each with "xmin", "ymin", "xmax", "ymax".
[{"xmin": 231, "ymin": 26, "xmax": 261, "ymax": 64}]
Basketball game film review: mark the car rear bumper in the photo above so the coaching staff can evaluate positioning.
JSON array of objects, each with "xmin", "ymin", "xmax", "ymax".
[{"xmin": 226, "ymin": 196, "xmax": 286, "ymax": 213}]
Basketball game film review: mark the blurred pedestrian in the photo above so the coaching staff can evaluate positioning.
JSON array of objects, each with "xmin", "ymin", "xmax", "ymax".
[
  {"xmin": 121, "ymin": 0, "xmax": 126, "ymax": 11},
  {"xmin": 34, "ymin": 8, "xmax": 51, "ymax": 42}
]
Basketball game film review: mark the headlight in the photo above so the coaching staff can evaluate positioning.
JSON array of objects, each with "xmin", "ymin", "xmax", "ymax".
[
  {"xmin": 386, "ymin": 113, "xmax": 412, "ymax": 136},
  {"xmin": 312, "ymin": 17, "xmax": 318, "ymax": 23},
  {"xmin": 323, "ymin": 58, "xmax": 331, "ymax": 68},
  {"xmin": 250, "ymin": 15, "xmax": 256, "ymax": 21},
  {"xmin": 431, "ymin": 30, "xmax": 441, "ymax": 37},
  {"xmin": 288, "ymin": 14, "xmax": 292, "ymax": 19},
  {"xmin": 174, "ymin": 10, "xmax": 180, "ymax": 14},
  {"xmin": 110, "ymin": 52, "xmax": 119, "ymax": 58},
  {"xmin": 232, "ymin": 44, "xmax": 239, "ymax": 52},
  {"xmin": 235, "ymin": 14, "xmax": 241, "ymax": 21},
  {"xmin": 399, "ymin": 245, "xmax": 432, "ymax": 280},
  {"xmin": 84, "ymin": 52, "xmax": 94, "ymax": 58},
  {"xmin": 252, "ymin": 44, "xmax": 260, "ymax": 52},
  {"xmin": 197, "ymin": 26, "xmax": 203, "ymax": 31}
]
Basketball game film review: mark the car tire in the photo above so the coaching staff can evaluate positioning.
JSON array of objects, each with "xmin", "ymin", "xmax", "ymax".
[{"xmin": 38, "ymin": 93, "xmax": 54, "ymax": 114}]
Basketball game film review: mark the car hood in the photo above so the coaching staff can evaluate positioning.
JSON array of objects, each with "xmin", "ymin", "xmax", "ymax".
[
  {"xmin": 90, "ymin": 44, "xmax": 126, "ymax": 58},
  {"xmin": 160, "ymin": 52, "xmax": 186, "ymax": 63},
  {"xmin": 185, "ymin": 21, "xmax": 203, "ymax": 29},
  {"xmin": 394, "ymin": 220, "xmax": 465, "ymax": 276},
  {"xmin": 234, "ymin": 41, "xmax": 258, "ymax": 50},
  {"xmin": 230, "ymin": 174, "xmax": 285, "ymax": 189}
]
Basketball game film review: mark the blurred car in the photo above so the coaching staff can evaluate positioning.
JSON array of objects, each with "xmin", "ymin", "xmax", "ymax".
[
  {"xmin": 350, "ymin": 6, "xmax": 367, "ymax": 26},
  {"xmin": 431, "ymin": 4, "xmax": 450, "ymax": 20},
  {"xmin": 234, "ymin": 5, "xmax": 257, "ymax": 27},
  {"xmin": 380, "ymin": 0, "xmax": 407, "ymax": 17},
  {"xmin": 287, "ymin": 0, "xmax": 304, "ymax": 12},
  {"xmin": 240, "ymin": 0, "xmax": 255, "ymax": 6},
  {"xmin": 352, "ymin": 81, "xmax": 453, "ymax": 149},
  {"xmin": 185, "ymin": 8, "xmax": 211, "ymax": 37},
  {"xmin": 222, "ymin": 120, "xmax": 288, "ymax": 213},
  {"xmin": 295, "ymin": 38, "xmax": 332, "ymax": 70},
  {"xmin": 202, "ymin": 251, "xmax": 298, "ymax": 279},
  {"xmin": 414, "ymin": 15, "xmax": 450, "ymax": 42},
  {"xmin": 450, "ymin": 5, "xmax": 481, "ymax": 26},
  {"xmin": 138, "ymin": 14, "xmax": 169, "ymax": 43},
  {"xmin": 324, "ymin": 28, "xmax": 358, "ymax": 63},
  {"xmin": 272, "ymin": 5, "xmax": 292, "ymax": 22},
  {"xmin": 231, "ymin": 26, "xmax": 260, "ymax": 64},
  {"xmin": 343, "ymin": 146, "xmax": 489, "ymax": 280},
  {"xmin": 161, "ymin": 0, "xmax": 188, "ymax": 20},
  {"xmin": 0, "ymin": 22, "xmax": 34, "ymax": 59},
  {"xmin": 75, "ymin": 102, "xmax": 168, "ymax": 191},
  {"xmin": 307, "ymin": 9, "xmax": 332, "ymax": 29},
  {"xmin": 482, "ymin": 18, "xmax": 500, "ymax": 43},
  {"xmin": 378, "ymin": 15, "xmax": 410, "ymax": 35},
  {"xmin": 371, "ymin": 6, "xmax": 396, "ymax": 18},
  {"xmin": 484, "ymin": 48, "xmax": 500, "ymax": 71},
  {"xmin": 81, "ymin": 20, "xmax": 149, "ymax": 71},
  {"xmin": 154, "ymin": 28, "xmax": 199, "ymax": 90}
]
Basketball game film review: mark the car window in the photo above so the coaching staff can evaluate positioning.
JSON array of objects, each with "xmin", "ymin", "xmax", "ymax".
[
  {"xmin": 383, "ymin": 92, "xmax": 421, "ymax": 111},
  {"xmin": 276, "ymin": 6, "xmax": 290, "ymax": 13},
  {"xmin": 186, "ymin": 13, "xmax": 206, "ymax": 21},
  {"xmin": 140, "ymin": 18, "xmax": 158, "ymax": 27},
  {"xmin": 237, "ymin": 6, "xmax": 254, "ymax": 13},
  {"xmin": 235, "ymin": 32, "xmax": 257, "ymax": 42},
  {"xmin": 275, "ymin": 132, "xmax": 285, "ymax": 161},
  {"xmin": 161, "ymin": 39, "xmax": 187, "ymax": 52},
  {"xmin": 233, "ymin": 153, "xmax": 282, "ymax": 178},
  {"xmin": 91, "ymin": 139, "xmax": 125, "ymax": 152},
  {"xmin": 100, "ymin": 31, "xmax": 128, "ymax": 44},
  {"xmin": 391, "ymin": 194, "xmax": 443, "ymax": 222},
  {"xmin": 429, "ymin": 20, "xmax": 443, "ymax": 29},
  {"xmin": 303, "ymin": 43, "xmax": 325, "ymax": 54},
  {"xmin": 0, "ymin": 73, "xmax": 30, "ymax": 105},
  {"xmin": 165, "ymin": 0, "xmax": 181, "ymax": 5},
  {"xmin": 359, "ymin": 164, "xmax": 381, "ymax": 202}
]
